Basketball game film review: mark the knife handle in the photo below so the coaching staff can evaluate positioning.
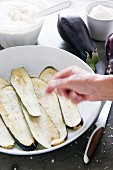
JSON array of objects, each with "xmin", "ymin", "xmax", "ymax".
[{"xmin": 84, "ymin": 126, "xmax": 104, "ymax": 164}]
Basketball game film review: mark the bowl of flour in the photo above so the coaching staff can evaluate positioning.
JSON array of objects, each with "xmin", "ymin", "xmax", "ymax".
[
  {"xmin": 85, "ymin": 0, "xmax": 113, "ymax": 41},
  {"xmin": 0, "ymin": 0, "xmax": 47, "ymax": 48}
]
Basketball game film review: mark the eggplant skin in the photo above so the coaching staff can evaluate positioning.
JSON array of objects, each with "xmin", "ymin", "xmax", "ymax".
[
  {"xmin": 10, "ymin": 132, "xmax": 37, "ymax": 151},
  {"xmin": 105, "ymin": 33, "xmax": 113, "ymax": 60},
  {"xmin": 57, "ymin": 14, "xmax": 94, "ymax": 62},
  {"xmin": 0, "ymin": 114, "xmax": 37, "ymax": 151},
  {"xmin": 105, "ymin": 33, "xmax": 113, "ymax": 75},
  {"xmin": 1, "ymin": 121, "xmax": 37, "ymax": 151},
  {"xmin": 105, "ymin": 62, "xmax": 113, "ymax": 75}
]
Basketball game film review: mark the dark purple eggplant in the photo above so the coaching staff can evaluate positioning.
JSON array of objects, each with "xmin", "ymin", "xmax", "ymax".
[
  {"xmin": 105, "ymin": 33, "xmax": 113, "ymax": 75},
  {"xmin": 57, "ymin": 13, "xmax": 99, "ymax": 71}
]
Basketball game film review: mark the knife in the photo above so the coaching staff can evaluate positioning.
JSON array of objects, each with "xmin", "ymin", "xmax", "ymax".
[{"xmin": 83, "ymin": 100, "xmax": 112, "ymax": 164}]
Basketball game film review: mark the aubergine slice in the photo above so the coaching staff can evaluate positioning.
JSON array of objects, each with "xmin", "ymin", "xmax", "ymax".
[
  {"xmin": 0, "ymin": 78, "xmax": 15, "ymax": 149},
  {"xmin": 0, "ymin": 114, "xmax": 15, "ymax": 149},
  {"xmin": 0, "ymin": 77, "xmax": 9, "ymax": 89},
  {"xmin": 11, "ymin": 67, "xmax": 41, "ymax": 117},
  {"xmin": 22, "ymin": 104, "xmax": 60, "ymax": 148},
  {"xmin": 0, "ymin": 85, "xmax": 36, "ymax": 151},
  {"xmin": 39, "ymin": 67, "xmax": 83, "ymax": 129},
  {"xmin": 31, "ymin": 78, "xmax": 67, "ymax": 146},
  {"xmin": 39, "ymin": 66, "xmax": 57, "ymax": 83}
]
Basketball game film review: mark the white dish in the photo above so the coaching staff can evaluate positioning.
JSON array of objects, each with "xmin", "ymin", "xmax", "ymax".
[
  {"xmin": 0, "ymin": 45, "xmax": 101, "ymax": 155},
  {"xmin": 85, "ymin": 0, "xmax": 113, "ymax": 41},
  {"xmin": 0, "ymin": 0, "xmax": 47, "ymax": 48}
]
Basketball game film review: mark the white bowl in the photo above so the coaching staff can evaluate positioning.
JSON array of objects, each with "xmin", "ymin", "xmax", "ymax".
[
  {"xmin": 0, "ymin": 0, "xmax": 47, "ymax": 48},
  {"xmin": 0, "ymin": 19, "xmax": 44, "ymax": 48},
  {"xmin": 0, "ymin": 45, "xmax": 101, "ymax": 155},
  {"xmin": 85, "ymin": 0, "xmax": 113, "ymax": 41}
]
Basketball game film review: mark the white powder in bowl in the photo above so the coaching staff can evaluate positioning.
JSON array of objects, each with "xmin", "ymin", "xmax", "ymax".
[
  {"xmin": 0, "ymin": 0, "xmax": 47, "ymax": 31},
  {"xmin": 89, "ymin": 5, "xmax": 113, "ymax": 20}
]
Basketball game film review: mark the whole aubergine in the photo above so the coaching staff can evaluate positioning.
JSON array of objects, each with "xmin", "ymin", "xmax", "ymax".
[
  {"xmin": 105, "ymin": 33, "xmax": 113, "ymax": 75},
  {"xmin": 57, "ymin": 13, "xmax": 99, "ymax": 71}
]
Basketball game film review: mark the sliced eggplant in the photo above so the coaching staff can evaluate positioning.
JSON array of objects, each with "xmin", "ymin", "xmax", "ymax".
[
  {"xmin": 39, "ymin": 66, "xmax": 57, "ymax": 83},
  {"xmin": 22, "ymin": 104, "xmax": 60, "ymax": 148},
  {"xmin": 11, "ymin": 67, "xmax": 41, "ymax": 117},
  {"xmin": 0, "ymin": 85, "xmax": 36, "ymax": 151},
  {"xmin": 0, "ymin": 116, "xmax": 15, "ymax": 149},
  {"xmin": 31, "ymin": 77, "xmax": 67, "ymax": 146},
  {"xmin": 0, "ymin": 77, "xmax": 15, "ymax": 149},
  {"xmin": 0, "ymin": 77, "xmax": 9, "ymax": 89},
  {"xmin": 58, "ymin": 96, "xmax": 82, "ymax": 128},
  {"xmin": 39, "ymin": 67, "xmax": 83, "ymax": 129}
]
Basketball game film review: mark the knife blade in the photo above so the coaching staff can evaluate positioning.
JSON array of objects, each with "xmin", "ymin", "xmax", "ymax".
[{"xmin": 83, "ymin": 100, "xmax": 112, "ymax": 164}]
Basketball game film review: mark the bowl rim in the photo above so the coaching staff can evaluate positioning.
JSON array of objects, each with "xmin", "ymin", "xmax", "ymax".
[{"xmin": 85, "ymin": 0, "xmax": 113, "ymax": 22}]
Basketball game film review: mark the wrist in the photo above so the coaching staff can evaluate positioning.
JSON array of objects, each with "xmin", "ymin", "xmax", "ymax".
[{"xmin": 93, "ymin": 74, "xmax": 113, "ymax": 101}]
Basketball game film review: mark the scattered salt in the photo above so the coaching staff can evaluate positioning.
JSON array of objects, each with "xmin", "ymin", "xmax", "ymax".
[
  {"xmin": 51, "ymin": 159, "xmax": 54, "ymax": 163},
  {"xmin": 108, "ymin": 135, "xmax": 113, "ymax": 138},
  {"xmin": 89, "ymin": 5, "xmax": 113, "ymax": 20},
  {"xmin": 103, "ymin": 142, "xmax": 106, "ymax": 145}
]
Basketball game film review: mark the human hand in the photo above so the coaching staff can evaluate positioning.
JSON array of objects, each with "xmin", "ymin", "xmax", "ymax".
[{"xmin": 46, "ymin": 66, "xmax": 102, "ymax": 103}]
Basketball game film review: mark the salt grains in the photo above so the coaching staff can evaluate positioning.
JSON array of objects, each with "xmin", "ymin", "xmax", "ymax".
[{"xmin": 89, "ymin": 5, "xmax": 113, "ymax": 20}]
